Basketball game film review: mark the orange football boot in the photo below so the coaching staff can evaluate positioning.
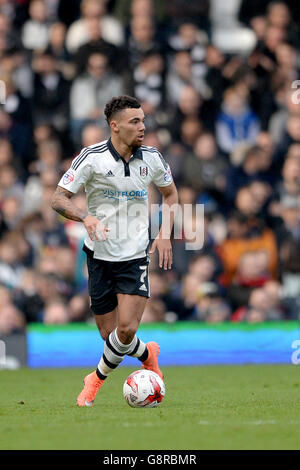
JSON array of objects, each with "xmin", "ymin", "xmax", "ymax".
[
  {"xmin": 77, "ymin": 371, "xmax": 105, "ymax": 407},
  {"xmin": 142, "ymin": 342, "xmax": 163, "ymax": 380}
]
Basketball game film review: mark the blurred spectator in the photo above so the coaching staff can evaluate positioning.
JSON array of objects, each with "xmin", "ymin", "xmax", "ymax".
[
  {"xmin": 226, "ymin": 145, "xmax": 270, "ymax": 202},
  {"xmin": 195, "ymin": 282, "xmax": 231, "ymax": 323},
  {"xmin": 218, "ymin": 209, "xmax": 278, "ymax": 286},
  {"xmin": 269, "ymin": 88, "xmax": 300, "ymax": 147},
  {"xmin": 182, "ymin": 133, "xmax": 227, "ymax": 194},
  {"xmin": 234, "ymin": 183, "xmax": 272, "ymax": 222},
  {"xmin": 167, "ymin": 22, "xmax": 208, "ymax": 83},
  {"xmin": 227, "ymin": 250, "xmax": 272, "ymax": 310},
  {"xmin": 204, "ymin": 45, "xmax": 227, "ymax": 106},
  {"xmin": 69, "ymin": 294, "xmax": 90, "ymax": 322},
  {"xmin": 166, "ymin": 273, "xmax": 199, "ymax": 320},
  {"xmin": 127, "ymin": 15, "xmax": 161, "ymax": 69},
  {"xmin": 216, "ymin": 87, "xmax": 260, "ymax": 155},
  {"xmin": 0, "ymin": 301, "xmax": 25, "ymax": 333},
  {"xmin": 0, "ymin": 71, "xmax": 32, "ymax": 162},
  {"xmin": 265, "ymin": 1, "xmax": 300, "ymax": 47},
  {"xmin": 48, "ymin": 22, "xmax": 75, "ymax": 80},
  {"xmin": 166, "ymin": 50, "xmax": 210, "ymax": 105},
  {"xmin": 170, "ymin": 85, "xmax": 204, "ymax": 144},
  {"xmin": 0, "ymin": 48, "xmax": 33, "ymax": 99},
  {"xmin": 276, "ymin": 195, "xmax": 300, "ymax": 244},
  {"xmin": 232, "ymin": 280, "xmax": 286, "ymax": 322},
  {"xmin": 70, "ymin": 51, "xmax": 123, "ymax": 143},
  {"xmin": 22, "ymin": 0, "xmax": 50, "ymax": 51},
  {"xmin": 32, "ymin": 49, "xmax": 70, "ymax": 135},
  {"xmin": 131, "ymin": 50, "xmax": 165, "ymax": 118},
  {"xmin": 73, "ymin": 16, "xmax": 125, "ymax": 76},
  {"xmin": 0, "ymin": 231, "xmax": 31, "ymax": 288},
  {"xmin": 1, "ymin": 196, "xmax": 23, "ymax": 230},
  {"xmin": 114, "ymin": 0, "xmax": 167, "ymax": 29},
  {"xmin": 270, "ymin": 157, "xmax": 300, "ymax": 225},
  {"xmin": 66, "ymin": 0, "xmax": 124, "ymax": 53},
  {"xmin": 0, "ymin": 164, "xmax": 23, "ymax": 202},
  {"xmin": 43, "ymin": 299, "xmax": 70, "ymax": 324},
  {"xmin": 179, "ymin": 115, "xmax": 203, "ymax": 149},
  {"xmin": 13, "ymin": 268, "xmax": 43, "ymax": 323}
]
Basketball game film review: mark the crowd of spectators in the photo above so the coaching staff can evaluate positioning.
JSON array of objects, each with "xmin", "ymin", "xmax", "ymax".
[{"xmin": 0, "ymin": 0, "xmax": 300, "ymax": 333}]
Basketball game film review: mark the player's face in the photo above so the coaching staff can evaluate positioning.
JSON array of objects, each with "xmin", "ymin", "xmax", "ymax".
[{"xmin": 114, "ymin": 107, "xmax": 146, "ymax": 148}]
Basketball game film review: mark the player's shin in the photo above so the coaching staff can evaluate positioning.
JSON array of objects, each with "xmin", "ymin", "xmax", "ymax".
[
  {"xmin": 127, "ymin": 336, "xmax": 149, "ymax": 362},
  {"xmin": 128, "ymin": 338, "xmax": 163, "ymax": 379},
  {"xmin": 97, "ymin": 328, "xmax": 142, "ymax": 379}
]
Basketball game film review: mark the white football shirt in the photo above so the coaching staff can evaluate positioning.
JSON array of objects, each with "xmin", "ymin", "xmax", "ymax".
[{"xmin": 58, "ymin": 138, "xmax": 173, "ymax": 261}]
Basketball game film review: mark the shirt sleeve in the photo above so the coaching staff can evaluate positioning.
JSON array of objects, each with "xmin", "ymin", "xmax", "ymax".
[
  {"xmin": 58, "ymin": 148, "xmax": 92, "ymax": 193},
  {"xmin": 152, "ymin": 151, "xmax": 173, "ymax": 187}
]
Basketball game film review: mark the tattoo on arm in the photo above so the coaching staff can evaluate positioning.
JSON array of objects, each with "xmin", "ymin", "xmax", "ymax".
[{"xmin": 51, "ymin": 186, "xmax": 88, "ymax": 222}]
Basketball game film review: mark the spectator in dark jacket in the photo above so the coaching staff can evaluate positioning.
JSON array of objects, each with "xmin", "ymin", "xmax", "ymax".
[{"xmin": 33, "ymin": 49, "xmax": 70, "ymax": 134}]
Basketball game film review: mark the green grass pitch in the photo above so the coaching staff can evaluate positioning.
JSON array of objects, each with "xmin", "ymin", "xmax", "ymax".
[{"xmin": 0, "ymin": 365, "xmax": 300, "ymax": 450}]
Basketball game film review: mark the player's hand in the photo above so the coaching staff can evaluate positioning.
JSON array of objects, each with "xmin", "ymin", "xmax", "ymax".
[
  {"xmin": 149, "ymin": 238, "xmax": 173, "ymax": 270},
  {"xmin": 83, "ymin": 215, "xmax": 110, "ymax": 242}
]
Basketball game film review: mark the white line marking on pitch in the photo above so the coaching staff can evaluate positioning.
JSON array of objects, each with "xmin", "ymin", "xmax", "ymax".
[
  {"xmin": 198, "ymin": 420, "xmax": 300, "ymax": 426},
  {"xmin": 122, "ymin": 422, "xmax": 154, "ymax": 427}
]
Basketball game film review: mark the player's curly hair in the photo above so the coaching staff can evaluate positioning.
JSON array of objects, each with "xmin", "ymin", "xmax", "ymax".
[{"xmin": 104, "ymin": 95, "xmax": 141, "ymax": 123}]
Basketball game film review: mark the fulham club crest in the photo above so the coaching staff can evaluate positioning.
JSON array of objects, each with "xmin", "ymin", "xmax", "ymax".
[{"xmin": 139, "ymin": 166, "xmax": 148, "ymax": 179}]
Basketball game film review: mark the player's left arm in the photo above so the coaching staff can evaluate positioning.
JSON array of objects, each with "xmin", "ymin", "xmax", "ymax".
[{"xmin": 149, "ymin": 182, "xmax": 178, "ymax": 270}]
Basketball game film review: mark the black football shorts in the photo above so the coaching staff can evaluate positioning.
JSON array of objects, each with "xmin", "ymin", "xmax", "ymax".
[{"xmin": 83, "ymin": 245, "xmax": 150, "ymax": 315}]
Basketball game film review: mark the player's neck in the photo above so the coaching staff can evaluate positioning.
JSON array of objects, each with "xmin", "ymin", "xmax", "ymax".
[{"xmin": 110, "ymin": 136, "xmax": 134, "ymax": 162}]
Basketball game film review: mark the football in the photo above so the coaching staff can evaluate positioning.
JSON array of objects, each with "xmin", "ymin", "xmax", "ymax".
[{"xmin": 123, "ymin": 369, "xmax": 165, "ymax": 408}]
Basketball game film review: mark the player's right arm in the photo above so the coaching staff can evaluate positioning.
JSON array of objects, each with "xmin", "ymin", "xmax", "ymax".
[
  {"xmin": 51, "ymin": 149, "xmax": 109, "ymax": 242},
  {"xmin": 51, "ymin": 186, "xmax": 88, "ymax": 222},
  {"xmin": 51, "ymin": 186, "xmax": 108, "ymax": 242}
]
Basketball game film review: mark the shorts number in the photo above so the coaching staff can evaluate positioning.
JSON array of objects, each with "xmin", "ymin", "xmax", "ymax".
[
  {"xmin": 139, "ymin": 265, "xmax": 147, "ymax": 284},
  {"xmin": 139, "ymin": 265, "xmax": 148, "ymax": 293}
]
